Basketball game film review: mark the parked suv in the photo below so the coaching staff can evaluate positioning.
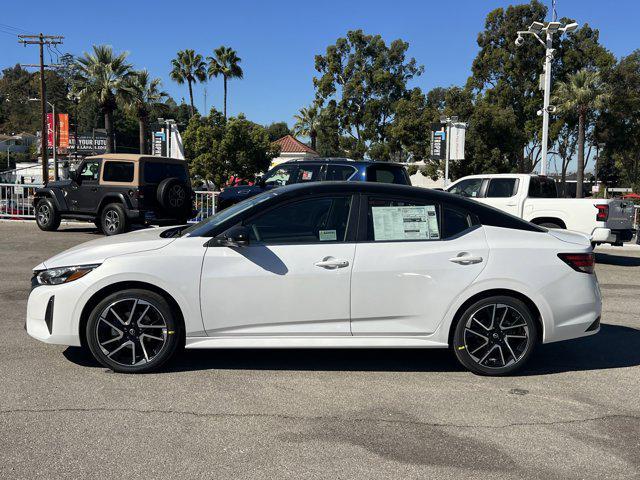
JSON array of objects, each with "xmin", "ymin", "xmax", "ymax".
[
  {"xmin": 34, "ymin": 154, "xmax": 194, "ymax": 235},
  {"xmin": 217, "ymin": 157, "xmax": 412, "ymax": 210}
]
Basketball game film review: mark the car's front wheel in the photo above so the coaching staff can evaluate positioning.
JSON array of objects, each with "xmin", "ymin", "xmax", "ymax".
[
  {"xmin": 86, "ymin": 289, "xmax": 181, "ymax": 373},
  {"xmin": 452, "ymin": 296, "xmax": 538, "ymax": 376},
  {"xmin": 35, "ymin": 198, "xmax": 61, "ymax": 231},
  {"xmin": 101, "ymin": 203, "xmax": 129, "ymax": 236}
]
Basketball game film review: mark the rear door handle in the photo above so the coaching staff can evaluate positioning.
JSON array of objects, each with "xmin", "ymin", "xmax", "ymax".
[
  {"xmin": 449, "ymin": 255, "xmax": 483, "ymax": 265},
  {"xmin": 314, "ymin": 256, "xmax": 349, "ymax": 269}
]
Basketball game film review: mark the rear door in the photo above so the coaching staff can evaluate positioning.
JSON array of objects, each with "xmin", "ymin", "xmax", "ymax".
[
  {"xmin": 350, "ymin": 195, "xmax": 489, "ymax": 335},
  {"xmin": 605, "ymin": 200, "xmax": 635, "ymax": 230}
]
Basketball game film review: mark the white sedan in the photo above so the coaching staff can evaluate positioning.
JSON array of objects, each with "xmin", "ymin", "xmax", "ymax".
[{"xmin": 26, "ymin": 182, "xmax": 602, "ymax": 375}]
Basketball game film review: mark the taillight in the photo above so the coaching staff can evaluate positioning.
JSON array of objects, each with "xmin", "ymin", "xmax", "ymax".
[
  {"xmin": 558, "ymin": 253, "xmax": 595, "ymax": 274},
  {"xmin": 595, "ymin": 204, "xmax": 608, "ymax": 221}
]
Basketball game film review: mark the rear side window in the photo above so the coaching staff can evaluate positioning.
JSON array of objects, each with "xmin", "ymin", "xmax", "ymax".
[
  {"xmin": 295, "ymin": 165, "xmax": 321, "ymax": 183},
  {"xmin": 325, "ymin": 165, "xmax": 357, "ymax": 181},
  {"xmin": 448, "ymin": 178, "xmax": 483, "ymax": 198},
  {"xmin": 103, "ymin": 161, "xmax": 134, "ymax": 182},
  {"xmin": 528, "ymin": 176, "xmax": 558, "ymax": 198},
  {"xmin": 366, "ymin": 165, "xmax": 410, "ymax": 185},
  {"xmin": 366, "ymin": 197, "xmax": 440, "ymax": 241},
  {"xmin": 144, "ymin": 161, "xmax": 188, "ymax": 183},
  {"xmin": 443, "ymin": 206, "xmax": 475, "ymax": 239},
  {"xmin": 486, "ymin": 178, "xmax": 518, "ymax": 198}
]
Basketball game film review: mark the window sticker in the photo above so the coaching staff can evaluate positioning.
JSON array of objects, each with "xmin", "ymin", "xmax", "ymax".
[
  {"xmin": 372, "ymin": 205, "xmax": 440, "ymax": 241},
  {"xmin": 319, "ymin": 229, "xmax": 337, "ymax": 241},
  {"xmin": 301, "ymin": 169, "xmax": 314, "ymax": 181}
]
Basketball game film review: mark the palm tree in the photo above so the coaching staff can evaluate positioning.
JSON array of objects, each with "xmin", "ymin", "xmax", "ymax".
[
  {"xmin": 122, "ymin": 70, "xmax": 168, "ymax": 154},
  {"xmin": 170, "ymin": 50, "xmax": 206, "ymax": 118},
  {"xmin": 293, "ymin": 106, "xmax": 320, "ymax": 151},
  {"xmin": 553, "ymin": 69, "xmax": 609, "ymax": 198},
  {"xmin": 75, "ymin": 45, "xmax": 133, "ymax": 153},
  {"xmin": 207, "ymin": 46, "xmax": 243, "ymax": 118}
]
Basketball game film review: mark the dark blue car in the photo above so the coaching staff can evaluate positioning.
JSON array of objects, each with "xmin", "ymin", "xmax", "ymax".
[{"xmin": 217, "ymin": 158, "xmax": 412, "ymax": 210}]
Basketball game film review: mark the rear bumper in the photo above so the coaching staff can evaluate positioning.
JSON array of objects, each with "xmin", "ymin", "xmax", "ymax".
[{"xmin": 592, "ymin": 227, "xmax": 635, "ymax": 245}]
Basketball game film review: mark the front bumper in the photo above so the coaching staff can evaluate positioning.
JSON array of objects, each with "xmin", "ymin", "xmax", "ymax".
[{"xmin": 26, "ymin": 281, "xmax": 84, "ymax": 346}]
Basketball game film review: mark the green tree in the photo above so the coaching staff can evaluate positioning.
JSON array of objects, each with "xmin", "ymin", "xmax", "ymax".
[
  {"xmin": 265, "ymin": 121, "xmax": 290, "ymax": 142},
  {"xmin": 170, "ymin": 50, "xmax": 206, "ymax": 118},
  {"xmin": 207, "ymin": 46, "xmax": 243, "ymax": 119},
  {"xmin": 122, "ymin": 70, "xmax": 168, "ymax": 154},
  {"xmin": 553, "ymin": 69, "xmax": 608, "ymax": 197},
  {"xmin": 75, "ymin": 45, "xmax": 133, "ymax": 153},
  {"xmin": 313, "ymin": 30, "xmax": 423, "ymax": 159},
  {"xmin": 293, "ymin": 106, "xmax": 320, "ymax": 151},
  {"xmin": 182, "ymin": 110, "xmax": 277, "ymax": 187}
]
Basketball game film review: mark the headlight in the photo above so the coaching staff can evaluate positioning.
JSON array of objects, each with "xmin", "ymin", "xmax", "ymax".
[{"xmin": 34, "ymin": 264, "xmax": 100, "ymax": 286}]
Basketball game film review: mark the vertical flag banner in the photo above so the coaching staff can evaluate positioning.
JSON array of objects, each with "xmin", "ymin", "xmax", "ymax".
[
  {"xmin": 46, "ymin": 113, "xmax": 54, "ymax": 146},
  {"xmin": 57, "ymin": 114, "xmax": 69, "ymax": 148}
]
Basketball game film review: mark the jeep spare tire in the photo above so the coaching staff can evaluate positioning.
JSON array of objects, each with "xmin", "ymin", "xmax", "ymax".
[{"xmin": 157, "ymin": 177, "xmax": 190, "ymax": 214}]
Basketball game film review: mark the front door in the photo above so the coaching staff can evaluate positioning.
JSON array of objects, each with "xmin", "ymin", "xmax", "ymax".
[
  {"xmin": 350, "ymin": 196, "xmax": 489, "ymax": 335},
  {"xmin": 200, "ymin": 194, "xmax": 356, "ymax": 336},
  {"xmin": 67, "ymin": 159, "xmax": 101, "ymax": 212}
]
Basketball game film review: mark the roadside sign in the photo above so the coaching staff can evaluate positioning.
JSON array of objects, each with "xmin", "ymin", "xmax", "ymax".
[{"xmin": 431, "ymin": 124, "xmax": 446, "ymax": 161}]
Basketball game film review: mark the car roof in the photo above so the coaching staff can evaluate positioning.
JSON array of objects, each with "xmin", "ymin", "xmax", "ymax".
[
  {"xmin": 278, "ymin": 157, "xmax": 407, "ymax": 168},
  {"xmin": 85, "ymin": 154, "xmax": 186, "ymax": 164}
]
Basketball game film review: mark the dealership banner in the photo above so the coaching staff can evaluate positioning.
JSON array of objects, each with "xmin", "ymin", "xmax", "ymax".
[
  {"xmin": 57, "ymin": 114, "xmax": 69, "ymax": 148},
  {"xmin": 46, "ymin": 113, "xmax": 55, "ymax": 146}
]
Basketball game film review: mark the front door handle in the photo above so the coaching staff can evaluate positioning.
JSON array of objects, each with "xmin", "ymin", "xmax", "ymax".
[
  {"xmin": 449, "ymin": 254, "xmax": 483, "ymax": 265},
  {"xmin": 314, "ymin": 256, "xmax": 349, "ymax": 269}
]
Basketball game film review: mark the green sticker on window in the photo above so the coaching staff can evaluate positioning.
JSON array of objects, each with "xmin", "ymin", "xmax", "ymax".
[{"xmin": 319, "ymin": 230, "xmax": 337, "ymax": 241}]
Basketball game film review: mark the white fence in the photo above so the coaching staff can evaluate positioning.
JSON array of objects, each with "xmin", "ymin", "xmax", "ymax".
[
  {"xmin": 0, "ymin": 183, "xmax": 219, "ymax": 223},
  {"xmin": 0, "ymin": 183, "xmax": 42, "ymax": 219}
]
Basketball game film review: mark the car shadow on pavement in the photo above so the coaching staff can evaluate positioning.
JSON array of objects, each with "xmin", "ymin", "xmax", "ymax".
[
  {"xmin": 62, "ymin": 324, "xmax": 640, "ymax": 375},
  {"xmin": 596, "ymin": 252, "xmax": 640, "ymax": 267}
]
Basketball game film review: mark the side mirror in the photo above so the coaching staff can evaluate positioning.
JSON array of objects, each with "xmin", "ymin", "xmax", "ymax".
[{"xmin": 210, "ymin": 225, "xmax": 251, "ymax": 247}]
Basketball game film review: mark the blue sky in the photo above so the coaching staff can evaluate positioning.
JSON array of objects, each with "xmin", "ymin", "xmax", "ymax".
[{"xmin": 1, "ymin": 0, "xmax": 638, "ymax": 129}]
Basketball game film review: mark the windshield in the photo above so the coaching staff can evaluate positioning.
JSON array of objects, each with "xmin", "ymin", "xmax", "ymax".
[{"xmin": 181, "ymin": 189, "xmax": 279, "ymax": 237}]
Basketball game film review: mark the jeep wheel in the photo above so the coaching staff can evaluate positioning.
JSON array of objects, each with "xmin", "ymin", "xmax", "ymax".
[
  {"xmin": 35, "ymin": 199, "xmax": 61, "ymax": 231},
  {"xmin": 101, "ymin": 203, "xmax": 129, "ymax": 236}
]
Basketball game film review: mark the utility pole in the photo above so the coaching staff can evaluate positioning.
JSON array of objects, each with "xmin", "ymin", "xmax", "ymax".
[{"xmin": 18, "ymin": 33, "xmax": 64, "ymax": 185}]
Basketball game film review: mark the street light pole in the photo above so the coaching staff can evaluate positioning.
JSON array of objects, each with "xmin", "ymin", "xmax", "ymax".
[{"xmin": 516, "ymin": 21, "xmax": 578, "ymax": 176}]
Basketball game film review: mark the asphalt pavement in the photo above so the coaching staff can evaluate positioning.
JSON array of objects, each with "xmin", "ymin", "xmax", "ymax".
[{"xmin": 1, "ymin": 221, "xmax": 639, "ymax": 479}]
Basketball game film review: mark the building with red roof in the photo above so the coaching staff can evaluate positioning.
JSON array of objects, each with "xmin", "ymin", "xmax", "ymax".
[{"xmin": 270, "ymin": 134, "xmax": 318, "ymax": 167}]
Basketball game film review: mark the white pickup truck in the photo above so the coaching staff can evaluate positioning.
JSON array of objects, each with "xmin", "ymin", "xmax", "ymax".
[{"xmin": 445, "ymin": 174, "xmax": 635, "ymax": 246}]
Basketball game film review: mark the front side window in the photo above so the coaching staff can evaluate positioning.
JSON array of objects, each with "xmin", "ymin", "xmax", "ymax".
[
  {"xmin": 246, "ymin": 196, "xmax": 352, "ymax": 244},
  {"xmin": 295, "ymin": 165, "xmax": 321, "ymax": 183},
  {"xmin": 263, "ymin": 165, "xmax": 297, "ymax": 187},
  {"xmin": 486, "ymin": 178, "xmax": 518, "ymax": 198},
  {"xmin": 78, "ymin": 161, "xmax": 100, "ymax": 182},
  {"xmin": 448, "ymin": 178, "xmax": 483, "ymax": 198},
  {"xmin": 102, "ymin": 161, "xmax": 134, "ymax": 182},
  {"xmin": 325, "ymin": 165, "xmax": 357, "ymax": 181},
  {"xmin": 367, "ymin": 197, "xmax": 440, "ymax": 242}
]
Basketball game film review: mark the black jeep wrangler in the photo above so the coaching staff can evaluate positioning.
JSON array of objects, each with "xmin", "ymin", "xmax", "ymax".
[{"xmin": 34, "ymin": 154, "xmax": 194, "ymax": 235}]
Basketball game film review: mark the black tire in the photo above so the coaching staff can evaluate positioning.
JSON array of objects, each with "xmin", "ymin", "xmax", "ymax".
[
  {"xmin": 452, "ymin": 296, "xmax": 538, "ymax": 376},
  {"xmin": 85, "ymin": 289, "xmax": 181, "ymax": 373},
  {"xmin": 539, "ymin": 222, "xmax": 563, "ymax": 229},
  {"xmin": 157, "ymin": 178, "xmax": 191, "ymax": 215},
  {"xmin": 93, "ymin": 218, "xmax": 103, "ymax": 233},
  {"xmin": 35, "ymin": 198, "xmax": 61, "ymax": 231},
  {"xmin": 101, "ymin": 203, "xmax": 129, "ymax": 236}
]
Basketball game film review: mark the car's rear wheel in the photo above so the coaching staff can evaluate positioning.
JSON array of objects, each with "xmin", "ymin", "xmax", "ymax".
[
  {"xmin": 101, "ymin": 203, "xmax": 129, "ymax": 236},
  {"xmin": 85, "ymin": 289, "xmax": 181, "ymax": 373},
  {"xmin": 452, "ymin": 296, "xmax": 538, "ymax": 376},
  {"xmin": 539, "ymin": 222, "xmax": 563, "ymax": 229},
  {"xmin": 35, "ymin": 198, "xmax": 61, "ymax": 231}
]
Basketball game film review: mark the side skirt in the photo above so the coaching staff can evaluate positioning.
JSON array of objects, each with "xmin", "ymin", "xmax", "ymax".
[{"xmin": 185, "ymin": 336, "xmax": 449, "ymax": 349}]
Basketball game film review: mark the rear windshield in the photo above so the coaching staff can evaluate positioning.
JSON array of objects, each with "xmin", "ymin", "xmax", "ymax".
[
  {"xmin": 366, "ymin": 165, "xmax": 410, "ymax": 185},
  {"xmin": 144, "ymin": 161, "xmax": 188, "ymax": 184},
  {"xmin": 528, "ymin": 176, "xmax": 557, "ymax": 198}
]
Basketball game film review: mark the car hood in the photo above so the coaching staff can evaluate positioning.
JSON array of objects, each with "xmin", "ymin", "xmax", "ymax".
[
  {"xmin": 35, "ymin": 227, "xmax": 178, "ymax": 270},
  {"xmin": 219, "ymin": 185, "xmax": 264, "ymax": 198},
  {"xmin": 547, "ymin": 229, "xmax": 591, "ymax": 247},
  {"xmin": 42, "ymin": 179, "xmax": 73, "ymax": 189}
]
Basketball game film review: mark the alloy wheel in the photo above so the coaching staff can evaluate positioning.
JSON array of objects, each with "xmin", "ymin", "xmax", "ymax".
[
  {"xmin": 96, "ymin": 298, "xmax": 168, "ymax": 367},
  {"xmin": 463, "ymin": 303, "xmax": 530, "ymax": 369},
  {"xmin": 104, "ymin": 210, "xmax": 120, "ymax": 233},
  {"xmin": 37, "ymin": 204, "xmax": 50, "ymax": 225}
]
